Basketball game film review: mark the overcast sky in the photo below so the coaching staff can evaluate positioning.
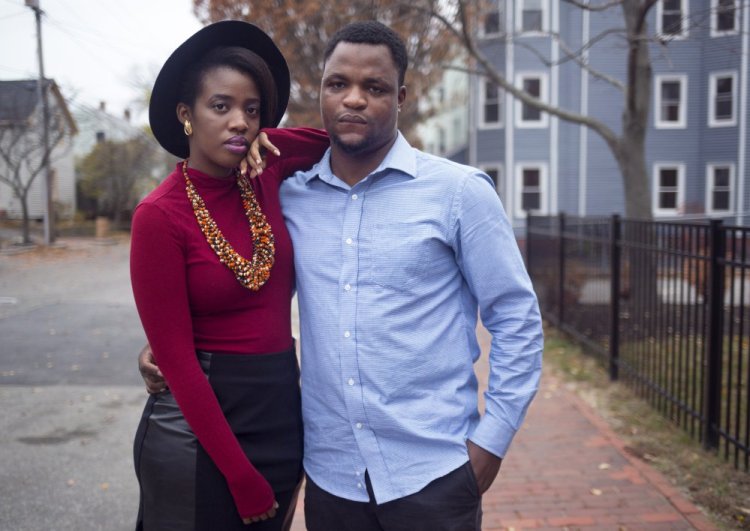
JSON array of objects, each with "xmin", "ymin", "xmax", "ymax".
[{"xmin": 0, "ymin": 0, "xmax": 203, "ymax": 124}]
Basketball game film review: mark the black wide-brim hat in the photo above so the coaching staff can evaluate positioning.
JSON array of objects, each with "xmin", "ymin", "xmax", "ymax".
[{"xmin": 149, "ymin": 20, "xmax": 290, "ymax": 159}]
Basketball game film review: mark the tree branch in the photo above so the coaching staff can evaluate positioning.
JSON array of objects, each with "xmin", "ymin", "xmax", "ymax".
[{"xmin": 562, "ymin": 0, "xmax": 624, "ymax": 12}]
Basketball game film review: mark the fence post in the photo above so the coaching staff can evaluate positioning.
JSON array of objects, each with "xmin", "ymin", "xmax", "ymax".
[
  {"xmin": 609, "ymin": 214, "xmax": 621, "ymax": 381},
  {"xmin": 557, "ymin": 212, "xmax": 566, "ymax": 326},
  {"xmin": 703, "ymin": 219, "xmax": 725, "ymax": 450}
]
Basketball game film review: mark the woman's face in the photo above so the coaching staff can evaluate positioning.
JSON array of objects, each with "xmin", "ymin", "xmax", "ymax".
[{"xmin": 177, "ymin": 66, "xmax": 261, "ymax": 177}]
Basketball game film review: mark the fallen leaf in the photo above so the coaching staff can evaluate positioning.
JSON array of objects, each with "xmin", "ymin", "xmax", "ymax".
[
  {"xmin": 590, "ymin": 488, "xmax": 603, "ymax": 496},
  {"xmin": 67, "ymin": 479, "xmax": 76, "ymax": 487},
  {"xmin": 100, "ymin": 482, "xmax": 109, "ymax": 491},
  {"xmin": 598, "ymin": 463, "xmax": 611, "ymax": 470}
]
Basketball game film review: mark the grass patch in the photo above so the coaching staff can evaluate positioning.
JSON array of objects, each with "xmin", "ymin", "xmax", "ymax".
[{"xmin": 544, "ymin": 326, "xmax": 750, "ymax": 530}]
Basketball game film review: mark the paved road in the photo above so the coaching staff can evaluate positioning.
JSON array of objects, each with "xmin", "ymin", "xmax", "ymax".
[{"xmin": 0, "ymin": 238, "xmax": 146, "ymax": 530}]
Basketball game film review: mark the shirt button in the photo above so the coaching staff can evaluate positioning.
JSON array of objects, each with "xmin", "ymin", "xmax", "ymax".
[
  {"xmin": 356, "ymin": 422, "xmax": 363, "ymax": 429},
  {"xmin": 344, "ymin": 283, "xmax": 351, "ymax": 291},
  {"xmin": 344, "ymin": 331, "xmax": 351, "ymax": 338},
  {"xmin": 348, "ymin": 378, "xmax": 354, "ymax": 386},
  {"xmin": 357, "ymin": 482, "xmax": 363, "ymax": 489},
  {"xmin": 351, "ymin": 194, "xmax": 358, "ymax": 200},
  {"xmin": 346, "ymin": 238, "xmax": 353, "ymax": 245},
  {"xmin": 355, "ymin": 471, "xmax": 361, "ymax": 476}
]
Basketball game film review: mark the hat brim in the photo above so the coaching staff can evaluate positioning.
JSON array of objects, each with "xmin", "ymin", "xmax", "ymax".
[{"xmin": 149, "ymin": 20, "xmax": 290, "ymax": 159}]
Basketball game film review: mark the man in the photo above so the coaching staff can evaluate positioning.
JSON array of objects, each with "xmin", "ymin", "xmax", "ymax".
[{"xmin": 142, "ymin": 21, "xmax": 542, "ymax": 531}]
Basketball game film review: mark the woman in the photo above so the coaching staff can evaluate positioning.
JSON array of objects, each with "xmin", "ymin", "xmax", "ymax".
[{"xmin": 130, "ymin": 21, "xmax": 328, "ymax": 530}]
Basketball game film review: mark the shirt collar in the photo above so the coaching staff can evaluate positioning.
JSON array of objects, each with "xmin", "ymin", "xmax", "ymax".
[{"xmin": 300, "ymin": 131, "xmax": 417, "ymax": 186}]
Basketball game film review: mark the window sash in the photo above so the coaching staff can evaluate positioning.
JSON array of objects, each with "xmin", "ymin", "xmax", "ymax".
[
  {"xmin": 714, "ymin": 76, "xmax": 734, "ymax": 120},
  {"xmin": 660, "ymin": 81, "xmax": 682, "ymax": 122},
  {"xmin": 521, "ymin": 77, "xmax": 542, "ymax": 122},
  {"xmin": 717, "ymin": 0, "xmax": 737, "ymax": 31},
  {"xmin": 709, "ymin": 166, "xmax": 733, "ymax": 212},
  {"xmin": 482, "ymin": 81, "xmax": 501, "ymax": 125}
]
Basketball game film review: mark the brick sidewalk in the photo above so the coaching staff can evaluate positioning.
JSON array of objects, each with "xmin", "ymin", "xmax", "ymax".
[{"xmin": 289, "ymin": 328, "xmax": 716, "ymax": 530}]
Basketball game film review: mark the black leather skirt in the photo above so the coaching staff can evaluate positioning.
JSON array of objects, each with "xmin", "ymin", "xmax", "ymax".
[{"xmin": 133, "ymin": 348, "xmax": 303, "ymax": 531}]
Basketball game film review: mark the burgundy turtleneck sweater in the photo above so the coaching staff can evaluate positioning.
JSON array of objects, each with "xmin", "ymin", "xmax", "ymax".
[{"xmin": 130, "ymin": 127, "xmax": 329, "ymax": 519}]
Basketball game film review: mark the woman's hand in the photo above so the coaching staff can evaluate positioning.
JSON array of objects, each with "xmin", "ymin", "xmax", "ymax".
[
  {"xmin": 240, "ymin": 132, "xmax": 280, "ymax": 178},
  {"xmin": 138, "ymin": 344, "xmax": 167, "ymax": 394},
  {"xmin": 242, "ymin": 500, "xmax": 279, "ymax": 525}
]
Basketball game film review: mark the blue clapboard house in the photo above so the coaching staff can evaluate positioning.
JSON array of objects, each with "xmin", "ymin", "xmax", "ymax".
[{"xmin": 419, "ymin": 1, "xmax": 748, "ymax": 229}]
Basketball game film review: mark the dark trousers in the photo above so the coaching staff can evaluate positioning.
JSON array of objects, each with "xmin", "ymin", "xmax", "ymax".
[{"xmin": 304, "ymin": 462, "xmax": 482, "ymax": 531}]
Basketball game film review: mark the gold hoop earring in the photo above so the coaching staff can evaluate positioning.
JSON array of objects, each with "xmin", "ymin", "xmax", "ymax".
[{"xmin": 183, "ymin": 120, "xmax": 193, "ymax": 137}]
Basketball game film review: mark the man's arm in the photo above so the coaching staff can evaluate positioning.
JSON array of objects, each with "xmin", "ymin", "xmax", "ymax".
[
  {"xmin": 138, "ymin": 343, "xmax": 167, "ymax": 394},
  {"xmin": 453, "ymin": 171, "xmax": 544, "ymax": 493}
]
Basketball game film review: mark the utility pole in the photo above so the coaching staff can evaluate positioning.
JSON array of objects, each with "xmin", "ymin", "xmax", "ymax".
[{"xmin": 26, "ymin": 0, "xmax": 54, "ymax": 245}]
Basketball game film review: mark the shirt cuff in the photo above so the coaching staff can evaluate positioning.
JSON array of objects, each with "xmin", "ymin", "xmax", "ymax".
[{"xmin": 468, "ymin": 414, "xmax": 517, "ymax": 458}]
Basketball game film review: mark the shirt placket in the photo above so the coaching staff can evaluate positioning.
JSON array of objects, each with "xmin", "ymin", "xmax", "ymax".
[{"xmin": 338, "ymin": 184, "xmax": 376, "ymax": 496}]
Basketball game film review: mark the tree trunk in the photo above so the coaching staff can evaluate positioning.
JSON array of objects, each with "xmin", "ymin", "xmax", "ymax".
[{"xmin": 19, "ymin": 192, "xmax": 31, "ymax": 245}]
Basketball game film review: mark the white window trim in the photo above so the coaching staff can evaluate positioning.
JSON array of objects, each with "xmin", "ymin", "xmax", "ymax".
[
  {"xmin": 708, "ymin": 70, "xmax": 738, "ymax": 127},
  {"xmin": 705, "ymin": 163, "xmax": 736, "ymax": 215},
  {"xmin": 480, "ymin": 4, "xmax": 504, "ymax": 38},
  {"xmin": 710, "ymin": 0, "xmax": 740, "ymax": 37},
  {"xmin": 515, "ymin": 162, "xmax": 548, "ymax": 218},
  {"xmin": 654, "ymin": 74, "xmax": 687, "ymax": 129},
  {"xmin": 515, "ymin": 72, "xmax": 549, "ymax": 129},
  {"xmin": 481, "ymin": 163, "xmax": 504, "ymax": 198},
  {"xmin": 652, "ymin": 163, "xmax": 686, "ymax": 217},
  {"xmin": 478, "ymin": 78, "xmax": 502, "ymax": 130},
  {"xmin": 516, "ymin": 0, "xmax": 549, "ymax": 35},
  {"xmin": 656, "ymin": 0, "xmax": 689, "ymax": 40}
]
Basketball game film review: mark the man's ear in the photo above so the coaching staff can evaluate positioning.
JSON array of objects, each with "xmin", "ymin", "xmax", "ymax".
[{"xmin": 398, "ymin": 85, "xmax": 406, "ymax": 107}]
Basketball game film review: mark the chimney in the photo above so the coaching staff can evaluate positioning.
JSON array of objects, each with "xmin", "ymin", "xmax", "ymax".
[
  {"xmin": 99, "ymin": 101, "xmax": 106, "ymax": 112},
  {"xmin": 123, "ymin": 108, "xmax": 131, "ymax": 122}
]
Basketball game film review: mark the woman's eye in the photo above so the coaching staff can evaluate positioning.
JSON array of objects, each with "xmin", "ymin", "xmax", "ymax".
[
  {"xmin": 213, "ymin": 103, "xmax": 227, "ymax": 111},
  {"xmin": 247, "ymin": 107, "xmax": 259, "ymax": 115}
]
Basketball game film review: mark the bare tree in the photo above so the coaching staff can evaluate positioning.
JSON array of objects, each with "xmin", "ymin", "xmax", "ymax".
[
  {"xmin": 409, "ymin": 0, "xmax": 666, "ymax": 220},
  {"xmin": 0, "ymin": 81, "xmax": 73, "ymax": 244},
  {"xmin": 77, "ymin": 135, "xmax": 158, "ymax": 225}
]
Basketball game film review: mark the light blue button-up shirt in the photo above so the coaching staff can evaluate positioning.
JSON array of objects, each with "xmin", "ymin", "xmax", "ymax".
[{"xmin": 280, "ymin": 133, "xmax": 543, "ymax": 504}]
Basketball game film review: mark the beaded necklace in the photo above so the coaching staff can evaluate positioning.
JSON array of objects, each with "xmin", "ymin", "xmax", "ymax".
[{"xmin": 182, "ymin": 160, "xmax": 274, "ymax": 291}]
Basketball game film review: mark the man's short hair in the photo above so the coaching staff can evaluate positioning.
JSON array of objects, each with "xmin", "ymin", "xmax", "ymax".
[{"xmin": 323, "ymin": 21, "xmax": 408, "ymax": 86}]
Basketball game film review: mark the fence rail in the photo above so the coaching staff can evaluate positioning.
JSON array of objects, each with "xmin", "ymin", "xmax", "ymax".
[{"xmin": 527, "ymin": 214, "xmax": 750, "ymax": 471}]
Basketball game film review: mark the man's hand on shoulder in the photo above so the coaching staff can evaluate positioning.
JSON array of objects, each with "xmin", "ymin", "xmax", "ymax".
[
  {"xmin": 467, "ymin": 439, "xmax": 503, "ymax": 494},
  {"xmin": 138, "ymin": 344, "xmax": 167, "ymax": 394}
]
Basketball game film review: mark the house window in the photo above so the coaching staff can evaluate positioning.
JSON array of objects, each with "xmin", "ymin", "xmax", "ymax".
[
  {"xmin": 655, "ymin": 75, "xmax": 687, "ymax": 128},
  {"xmin": 709, "ymin": 71, "xmax": 737, "ymax": 127},
  {"xmin": 483, "ymin": 1, "xmax": 504, "ymax": 36},
  {"xmin": 437, "ymin": 126, "xmax": 446, "ymax": 154},
  {"xmin": 653, "ymin": 163, "xmax": 685, "ymax": 216},
  {"xmin": 95, "ymin": 131, "xmax": 106, "ymax": 143},
  {"xmin": 658, "ymin": 0, "xmax": 687, "ymax": 38},
  {"xmin": 482, "ymin": 164, "xmax": 504, "ymax": 200},
  {"xmin": 515, "ymin": 163, "xmax": 548, "ymax": 216},
  {"xmin": 516, "ymin": 73, "xmax": 548, "ymax": 128},
  {"xmin": 706, "ymin": 164, "xmax": 734, "ymax": 213},
  {"xmin": 480, "ymin": 80, "xmax": 501, "ymax": 128},
  {"xmin": 517, "ymin": 0, "xmax": 548, "ymax": 34},
  {"xmin": 712, "ymin": 0, "xmax": 738, "ymax": 35}
]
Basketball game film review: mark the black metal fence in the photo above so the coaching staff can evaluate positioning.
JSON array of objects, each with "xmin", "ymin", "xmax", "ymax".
[{"xmin": 527, "ymin": 214, "xmax": 750, "ymax": 471}]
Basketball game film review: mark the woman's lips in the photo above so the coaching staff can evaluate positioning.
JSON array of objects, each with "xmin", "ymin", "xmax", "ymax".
[{"xmin": 224, "ymin": 137, "xmax": 248, "ymax": 154}]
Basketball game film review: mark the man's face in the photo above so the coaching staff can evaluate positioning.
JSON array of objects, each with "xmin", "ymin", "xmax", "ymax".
[{"xmin": 320, "ymin": 42, "xmax": 405, "ymax": 157}]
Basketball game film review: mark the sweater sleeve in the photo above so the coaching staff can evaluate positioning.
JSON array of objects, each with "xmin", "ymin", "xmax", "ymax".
[
  {"xmin": 261, "ymin": 127, "xmax": 329, "ymax": 181},
  {"xmin": 130, "ymin": 202, "xmax": 275, "ymax": 519}
]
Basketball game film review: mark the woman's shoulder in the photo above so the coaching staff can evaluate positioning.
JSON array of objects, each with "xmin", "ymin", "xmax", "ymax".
[{"xmin": 133, "ymin": 168, "xmax": 186, "ymax": 224}]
